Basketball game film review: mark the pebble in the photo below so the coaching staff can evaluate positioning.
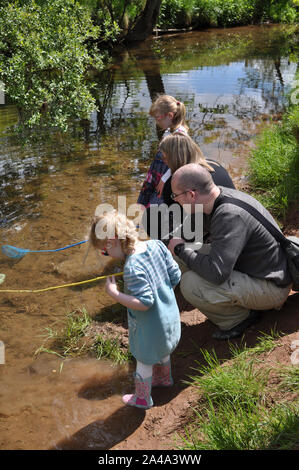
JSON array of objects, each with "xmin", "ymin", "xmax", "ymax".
[
  {"xmin": 290, "ymin": 340, "xmax": 299, "ymax": 350},
  {"xmin": 290, "ymin": 350, "xmax": 299, "ymax": 365},
  {"xmin": 290, "ymin": 340, "xmax": 299, "ymax": 365}
]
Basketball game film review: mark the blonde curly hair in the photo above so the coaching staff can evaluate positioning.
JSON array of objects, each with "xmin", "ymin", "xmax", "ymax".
[{"xmin": 89, "ymin": 210, "xmax": 138, "ymax": 255}]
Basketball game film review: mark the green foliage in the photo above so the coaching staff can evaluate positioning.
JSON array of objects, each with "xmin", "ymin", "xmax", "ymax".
[
  {"xmin": 158, "ymin": 0, "xmax": 197, "ymax": 28},
  {"xmin": 0, "ymin": 0, "xmax": 111, "ymax": 131},
  {"xmin": 158, "ymin": 0, "xmax": 299, "ymax": 29},
  {"xmin": 248, "ymin": 104, "xmax": 299, "ymax": 219},
  {"xmin": 195, "ymin": 0, "xmax": 255, "ymax": 27},
  {"xmin": 79, "ymin": 0, "xmax": 146, "ymax": 36},
  {"xmin": 268, "ymin": 0, "xmax": 298, "ymax": 23}
]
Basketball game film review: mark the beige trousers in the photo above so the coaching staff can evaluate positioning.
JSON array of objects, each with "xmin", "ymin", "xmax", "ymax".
[{"xmin": 175, "ymin": 245, "xmax": 292, "ymax": 331}]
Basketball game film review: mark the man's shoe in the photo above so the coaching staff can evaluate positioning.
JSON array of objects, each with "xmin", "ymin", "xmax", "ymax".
[{"xmin": 212, "ymin": 310, "xmax": 261, "ymax": 340}]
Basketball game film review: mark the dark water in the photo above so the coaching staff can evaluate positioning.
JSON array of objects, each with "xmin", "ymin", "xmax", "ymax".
[{"xmin": 0, "ymin": 24, "xmax": 298, "ymax": 450}]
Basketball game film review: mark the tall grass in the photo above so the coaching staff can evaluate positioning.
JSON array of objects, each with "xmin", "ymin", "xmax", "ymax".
[
  {"xmin": 190, "ymin": 351, "xmax": 269, "ymax": 408},
  {"xmin": 179, "ymin": 334, "xmax": 299, "ymax": 450},
  {"xmin": 182, "ymin": 401, "xmax": 299, "ymax": 450},
  {"xmin": 248, "ymin": 104, "xmax": 299, "ymax": 219}
]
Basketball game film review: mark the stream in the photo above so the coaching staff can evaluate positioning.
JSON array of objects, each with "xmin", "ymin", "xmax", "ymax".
[{"xmin": 0, "ymin": 24, "xmax": 297, "ymax": 450}]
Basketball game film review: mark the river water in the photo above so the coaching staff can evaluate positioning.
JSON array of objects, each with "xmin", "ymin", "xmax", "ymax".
[{"xmin": 0, "ymin": 24, "xmax": 298, "ymax": 449}]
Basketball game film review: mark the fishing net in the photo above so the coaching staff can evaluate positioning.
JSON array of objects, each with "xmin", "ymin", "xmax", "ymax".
[{"xmin": 1, "ymin": 245, "xmax": 28, "ymax": 259}]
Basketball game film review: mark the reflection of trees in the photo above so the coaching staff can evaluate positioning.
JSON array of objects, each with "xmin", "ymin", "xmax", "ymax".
[
  {"xmin": 1, "ymin": 25, "xmax": 298, "ymax": 224},
  {"xmin": 0, "ymin": 125, "xmax": 94, "ymax": 224},
  {"xmin": 91, "ymin": 25, "xmax": 297, "ymax": 139},
  {"xmin": 238, "ymin": 58, "xmax": 294, "ymax": 115},
  {"xmin": 94, "ymin": 68, "xmax": 118, "ymax": 134},
  {"xmin": 128, "ymin": 47, "xmax": 165, "ymax": 100},
  {"xmin": 92, "ymin": 41, "xmax": 166, "ymax": 140}
]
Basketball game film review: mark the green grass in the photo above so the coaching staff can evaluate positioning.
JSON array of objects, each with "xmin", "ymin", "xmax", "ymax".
[
  {"xmin": 248, "ymin": 105, "xmax": 299, "ymax": 220},
  {"xmin": 190, "ymin": 353, "xmax": 269, "ymax": 408},
  {"xmin": 35, "ymin": 307, "xmax": 132, "ymax": 364},
  {"xmin": 181, "ymin": 401, "xmax": 299, "ymax": 450},
  {"xmin": 229, "ymin": 328, "xmax": 283, "ymax": 358},
  {"xmin": 91, "ymin": 334, "xmax": 133, "ymax": 364},
  {"xmin": 279, "ymin": 365, "xmax": 299, "ymax": 392},
  {"xmin": 179, "ymin": 331, "xmax": 299, "ymax": 450},
  {"xmin": 35, "ymin": 308, "xmax": 91, "ymax": 358}
]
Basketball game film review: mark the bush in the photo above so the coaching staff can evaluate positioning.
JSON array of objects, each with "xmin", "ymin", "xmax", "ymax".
[
  {"xmin": 158, "ymin": 0, "xmax": 299, "ymax": 29},
  {"xmin": 158, "ymin": 0, "xmax": 198, "ymax": 28},
  {"xmin": 0, "ymin": 0, "xmax": 110, "ymax": 131}
]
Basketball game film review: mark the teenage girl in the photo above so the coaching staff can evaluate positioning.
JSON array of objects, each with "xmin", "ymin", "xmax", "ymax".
[
  {"xmin": 159, "ymin": 132, "xmax": 235, "ymax": 207},
  {"xmin": 89, "ymin": 210, "xmax": 181, "ymax": 410},
  {"xmin": 137, "ymin": 94, "xmax": 188, "ymax": 208},
  {"xmin": 141, "ymin": 132, "xmax": 235, "ymax": 243}
]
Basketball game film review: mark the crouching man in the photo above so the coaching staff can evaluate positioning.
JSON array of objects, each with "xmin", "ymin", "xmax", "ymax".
[{"xmin": 168, "ymin": 163, "xmax": 292, "ymax": 340}]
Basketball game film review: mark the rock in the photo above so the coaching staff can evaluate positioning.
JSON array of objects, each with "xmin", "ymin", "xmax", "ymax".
[{"xmin": 290, "ymin": 349, "xmax": 299, "ymax": 365}]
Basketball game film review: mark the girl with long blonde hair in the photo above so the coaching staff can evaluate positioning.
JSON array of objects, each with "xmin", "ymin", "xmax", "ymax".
[
  {"xmin": 159, "ymin": 132, "xmax": 235, "ymax": 206},
  {"xmin": 137, "ymin": 94, "xmax": 189, "ymax": 208}
]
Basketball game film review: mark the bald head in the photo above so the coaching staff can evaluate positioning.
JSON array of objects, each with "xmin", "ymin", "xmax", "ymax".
[{"xmin": 172, "ymin": 163, "xmax": 215, "ymax": 195}]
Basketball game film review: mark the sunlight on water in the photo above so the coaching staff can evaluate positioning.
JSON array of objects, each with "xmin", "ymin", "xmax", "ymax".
[{"xmin": 0, "ymin": 24, "xmax": 298, "ymax": 450}]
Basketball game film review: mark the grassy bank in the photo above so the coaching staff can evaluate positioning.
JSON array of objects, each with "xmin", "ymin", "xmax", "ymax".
[
  {"xmin": 178, "ymin": 331, "xmax": 299, "ymax": 450},
  {"xmin": 247, "ymin": 100, "xmax": 299, "ymax": 220}
]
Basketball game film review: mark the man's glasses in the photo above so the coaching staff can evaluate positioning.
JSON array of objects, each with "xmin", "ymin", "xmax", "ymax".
[{"xmin": 171, "ymin": 189, "xmax": 195, "ymax": 200}]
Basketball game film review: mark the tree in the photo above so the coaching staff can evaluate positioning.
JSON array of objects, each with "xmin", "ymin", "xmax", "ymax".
[
  {"xmin": 90, "ymin": 0, "xmax": 162, "ymax": 43},
  {"xmin": 125, "ymin": 0, "xmax": 162, "ymax": 42},
  {"xmin": 0, "ymin": 0, "xmax": 114, "ymax": 131}
]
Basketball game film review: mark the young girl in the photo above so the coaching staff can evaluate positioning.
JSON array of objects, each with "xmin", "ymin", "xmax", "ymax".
[
  {"xmin": 137, "ymin": 94, "xmax": 188, "ymax": 208},
  {"xmin": 89, "ymin": 210, "xmax": 181, "ymax": 410}
]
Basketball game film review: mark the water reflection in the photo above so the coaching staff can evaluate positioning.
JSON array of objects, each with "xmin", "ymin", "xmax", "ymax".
[
  {"xmin": 0, "ymin": 25, "xmax": 297, "ymax": 225},
  {"xmin": 0, "ymin": 24, "xmax": 298, "ymax": 451}
]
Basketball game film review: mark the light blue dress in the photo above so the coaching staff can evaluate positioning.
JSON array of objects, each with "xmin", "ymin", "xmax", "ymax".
[{"xmin": 124, "ymin": 239, "xmax": 181, "ymax": 365}]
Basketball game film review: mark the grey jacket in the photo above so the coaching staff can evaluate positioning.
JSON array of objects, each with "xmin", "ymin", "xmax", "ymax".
[{"xmin": 178, "ymin": 186, "xmax": 292, "ymax": 287}]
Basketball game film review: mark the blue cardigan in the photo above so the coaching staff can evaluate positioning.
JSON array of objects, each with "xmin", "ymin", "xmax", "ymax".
[{"xmin": 124, "ymin": 240, "xmax": 181, "ymax": 365}]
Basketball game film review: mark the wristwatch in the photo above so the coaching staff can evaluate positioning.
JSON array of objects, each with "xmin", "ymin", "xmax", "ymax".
[{"xmin": 174, "ymin": 243, "xmax": 184, "ymax": 257}]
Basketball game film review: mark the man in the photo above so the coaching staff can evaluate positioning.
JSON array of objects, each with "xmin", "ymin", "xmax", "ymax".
[{"xmin": 168, "ymin": 163, "xmax": 292, "ymax": 340}]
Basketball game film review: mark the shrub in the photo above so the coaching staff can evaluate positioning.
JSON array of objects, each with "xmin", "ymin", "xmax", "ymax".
[{"xmin": 0, "ymin": 0, "xmax": 109, "ymax": 131}]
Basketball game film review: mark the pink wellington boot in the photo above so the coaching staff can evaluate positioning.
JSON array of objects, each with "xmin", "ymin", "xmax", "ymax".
[
  {"xmin": 122, "ymin": 373, "xmax": 153, "ymax": 410},
  {"xmin": 152, "ymin": 359, "xmax": 173, "ymax": 388}
]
